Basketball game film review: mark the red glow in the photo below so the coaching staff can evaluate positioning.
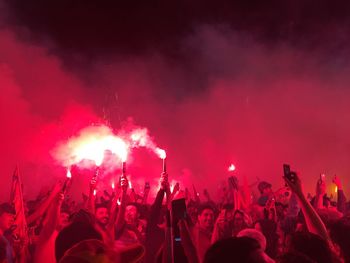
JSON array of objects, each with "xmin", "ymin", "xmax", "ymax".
[
  {"xmin": 111, "ymin": 181, "xmax": 115, "ymax": 189},
  {"xmin": 228, "ymin": 164, "xmax": 236, "ymax": 172}
]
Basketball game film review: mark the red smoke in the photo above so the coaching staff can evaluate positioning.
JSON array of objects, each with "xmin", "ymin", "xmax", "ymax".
[{"xmin": 1, "ymin": 24, "xmax": 350, "ymax": 203}]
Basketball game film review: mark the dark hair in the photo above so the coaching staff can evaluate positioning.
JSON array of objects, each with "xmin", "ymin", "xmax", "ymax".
[
  {"xmin": 55, "ymin": 221, "xmax": 102, "ymax": 262},
  {"xmin": 255, "ymin": 219, "xmax": 279, "ymax": 259},
  {"xmin": 0, "ymin": 237, "xmax": 6, "ymax": 262},
  {"xmin": 198, "ymin": 204, "xmax": 215, "ymax": 216},
  {"xmin": 329, "ymin": 216, "xmax": 350, "ymax": 262},
  {"xmin": 204, "ymin": 237, "xmax": 265, "ymax": 263},
  {"xmin": 95, "ymin": 203, "xmax": 108, "ymax": 211},
  {"xmin": 0, "ymin": 203, "xmax": 15, "ymax": 216},
  {"xmin": 287, "ymin": 232, "xmax": 333, "ymax": 263},
  {"xmin": 126, "ymin": 202, "xmax": 139, "ymax": 210},
  {"xmin": 223, "ymin": 204, "xmax": 234, "ymax": 210},
  {"xmin": 276, "ymin": 251, "xmax": 315, "ymax": 263}
]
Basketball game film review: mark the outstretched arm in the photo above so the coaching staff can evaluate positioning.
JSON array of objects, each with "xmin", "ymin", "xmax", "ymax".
[
  {"xmin": 85, "ymin": 177, "xmax": 97, "ymax": 215},
  {"xmin": 333, "ymin": 175, "xmax": 347, "ymax": 213},
  {"xmin": 284, "ymin": 173, "xmax": 330, "ymax": 243},
  {"xmin": 115, "ymin": 176, "xmax": 128, "ymax": 233},
  {"xmin": 26, "ymin": 182, "xmax": 62, "ymax": 225}
]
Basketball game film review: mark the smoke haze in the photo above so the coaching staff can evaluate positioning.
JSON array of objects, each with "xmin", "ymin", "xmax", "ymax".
[{"xmin": 1, "ymin": 3, "xmax": 350, "ymax": 201}]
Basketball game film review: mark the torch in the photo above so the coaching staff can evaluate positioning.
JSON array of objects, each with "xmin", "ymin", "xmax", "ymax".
[
  {"xmin": 62, "ymin": 168, "xmax": 72, "ymax": 193},
  {"xmin": 156, "ymin": 148, "xmax": 167, "ymax": 173}
]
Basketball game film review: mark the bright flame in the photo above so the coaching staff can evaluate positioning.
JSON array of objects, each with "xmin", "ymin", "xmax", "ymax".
[
  {"xmin": 228, "ymin": 164, "xmax": 236, "ymax": 172},
  {"xmin": 66, "ymin": 169, "xmax": 72, "ymax": 178},
  {"xmin": 156, "ymin": 148, "xmax": 166, "ymax": 159},
  {"xmin": 170, "ymin": 184, "xmax": 174, "ymax": 193},
  {"xmin": 93, "ymin": 189, "xmax": 97, "ymax": 196},
  {"xmin": 335, "ymin": 186, "xmax": 338, "ymax": 193},
  {"xmin": 53, "ymin": 125, "xmax": 128, "ymax": 167},
  {"xmin": 128, "ymin": 180, "xmax": 132, "ymax": 189},
  {"xmin": 117, "ymin": 198, "xmax": 121, "ymax": 206},
  {"xmin": 111, "ymin": 181, "xmax": 115, "ymax": 189}
]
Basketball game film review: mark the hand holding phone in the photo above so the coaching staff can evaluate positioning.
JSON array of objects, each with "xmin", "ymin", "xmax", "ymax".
[
  {"xmin": 283, "ymin": 164, "xmax": 296, "ymax": 183},
  {"xmin": 283, "ymin": 164, "xmax": 303, "ymax": 197}
]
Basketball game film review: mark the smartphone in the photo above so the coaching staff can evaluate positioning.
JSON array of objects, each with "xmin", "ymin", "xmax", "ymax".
[
  {"xmin": 283, "ymin": 164, "xmax": 296, "ymax": 183},
  {"xmin": 171, "ymin": 198, "xmax": 188, "ymax": 263}
]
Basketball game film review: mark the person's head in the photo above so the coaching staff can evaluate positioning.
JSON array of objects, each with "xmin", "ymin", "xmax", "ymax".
[
  {"xmin": 285, "ymin": 232, "xmax": 333, "ymax": 263},
  {"xmin": 187, "ymin": 205, "xmax": 198, "ymax": 225},
  {"xmin": 197, "ymin": 204, "xmax": 215, "ymax": 230},
  {"xmin": 222, "ymin": 204, "xmax": 234, "ymax": 222},
  {"xmin": 329, "ymin": 216, "xmax": 350, "ymax": 262},
  {"xmin": 233, "ymin": 210, "xmax": 246, "ymax": 230},
  {"xmin": 258, "ymin": 182, "xmax": 272, "ymax": 196},
  {"xmin": 204, "ymin": 237, "xmax": 267, "ymax": 263},
  {"xmin": 55, "ymin": 221, "xmax": 102, "ymax": 262},
  {"xmin": 237, "ymin": 229, "xmax": 267, "ymax": 252},
  {"xmin": 0, "ymin": 203, "xmax": 15, "ymax": 233},
  {"xmin": 95, "ymin": 204, "xmax": 109, "ymax": 227},
  {"xmin": 125, "ymin": 204, "xmax": 139, "ymax": 225},
  {"xmin": 59, "ymin": 239, "xmax": 145, "ymax": 263}
]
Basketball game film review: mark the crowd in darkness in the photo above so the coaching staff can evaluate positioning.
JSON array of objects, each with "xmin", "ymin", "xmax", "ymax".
[{"xmin": 0, "ymin": 166, "xmax": 349, "ymax": 263}]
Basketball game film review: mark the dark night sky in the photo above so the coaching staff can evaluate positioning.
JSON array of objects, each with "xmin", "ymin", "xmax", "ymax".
[
  {"xmin": 1, "ymin": 0, "xmax": 350, "ymax": 200},
  {"xmin": 5, "ymin": 0, "xmax": 350, "ymax": 58}
]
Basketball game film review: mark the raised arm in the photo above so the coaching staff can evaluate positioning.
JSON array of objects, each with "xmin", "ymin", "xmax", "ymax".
[
  {"xmin": 115, "ymin": 176, "xmax": 128, "ymax": 232},
  {"xmin": 33, "ymin": 192, "xmax": 63, "ymax": 263},
  {"xmin": 284, "ymin": 173, "xmax": 330, "ymax": 243},
  {"xmin": 142, "ymin": 182, "xmax": 151, "ymax": 204},
  {"xmin": 179, "ymin": 219, "xmax": 199, "ymax": 263},
  {"xmin": 333, "ymin": 175, "xmax": 347, "ymax": 213},
  {"xmin": 26, "ymin": 181, "xmax": 62, "ymax": 225},
  {"xmin": 85, "ymin": 177, "xmax": 97, "ymax": 215}
]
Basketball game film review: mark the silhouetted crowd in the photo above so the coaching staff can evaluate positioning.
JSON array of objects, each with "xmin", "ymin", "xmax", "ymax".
[{"xmin": 0, "ymin": 168, "xmax": 349, "ymax": 263}]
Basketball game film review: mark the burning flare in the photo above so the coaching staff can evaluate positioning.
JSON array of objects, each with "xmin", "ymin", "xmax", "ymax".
[
  {"xmin": 66, "ymin": 168, "xmax": 72, "ymax": 178},
  {"xmin": 156, "ymin": 148, "xmax": 166, "ymax": 159},
  {"xmin": 53, "ymin": 125, "xmax": 128, "ymax": 167},
  {"xmin": 228, "ymin": 164, "xmax": 236, "ymax": 172}
]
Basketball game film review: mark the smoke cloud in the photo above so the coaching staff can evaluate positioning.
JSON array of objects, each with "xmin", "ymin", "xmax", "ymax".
[{"xmin": 1, "ymin": 13, "xmax": 350, "ymax": 202}]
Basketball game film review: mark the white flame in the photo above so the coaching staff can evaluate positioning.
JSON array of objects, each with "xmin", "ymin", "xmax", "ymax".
[
  {"xmin": 228, "ymin": 164, "xmax": 236, "ymax": 172},
  {"xmin": 66, "ymin": 168, "xmax": 72, "ymax": 178}
]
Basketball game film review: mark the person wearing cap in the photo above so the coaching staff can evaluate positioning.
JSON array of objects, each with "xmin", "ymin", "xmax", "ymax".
[
  {"xmin": 257, "ymin": 181, "xmax": 273, "ymax": 207},
  {"xmin": 0, "ymin": 203, "xmax": 15, "ymax": 263}
]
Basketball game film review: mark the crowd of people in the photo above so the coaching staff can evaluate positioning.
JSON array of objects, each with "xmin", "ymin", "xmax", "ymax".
[{"xmin": 0, "ymin": 166, "xmax": 349, "ymax": 263}]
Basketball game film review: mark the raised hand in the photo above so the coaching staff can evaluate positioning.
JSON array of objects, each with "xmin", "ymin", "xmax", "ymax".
[
  {"xmin": 160, "ymin": 172, "xmax": 169, "ymax": 190},
  {"xmin": 332, "ymin": 175, "xmax": 342, "ymax": 190},
  {"xmin": 316, "ymin": 176, "xmax": 326, "ymax": 196},
  {"xmin": 173, "ymin": 182, "xmax": 180, "ymax": 193},
  {"xmin": 283, "ymin": 172, "xmax": 303, "ymax": 198}
]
